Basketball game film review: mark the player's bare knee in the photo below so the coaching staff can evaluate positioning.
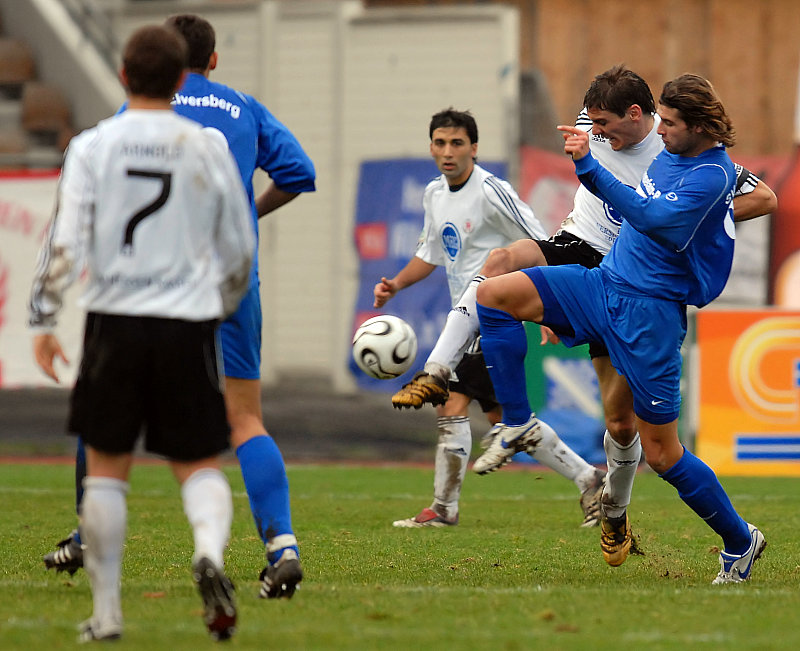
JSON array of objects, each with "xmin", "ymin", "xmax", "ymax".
[
  {"xmin": 481, "ymin": 247, "xmax": 513, "ymax": 278},
  {"xmin": 475, "ymin": 279, "xmax": 494, "ymax": 307}
]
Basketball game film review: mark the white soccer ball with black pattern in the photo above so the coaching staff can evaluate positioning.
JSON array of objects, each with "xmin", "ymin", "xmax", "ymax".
[{"xmin": 352, "ymin": 315, "xmax": 418, "ymax": 380}]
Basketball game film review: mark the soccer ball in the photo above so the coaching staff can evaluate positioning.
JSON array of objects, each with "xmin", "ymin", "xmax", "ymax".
[{"xmin": 352, "ymin": 315, "xmax": 418, "ymax": 380}]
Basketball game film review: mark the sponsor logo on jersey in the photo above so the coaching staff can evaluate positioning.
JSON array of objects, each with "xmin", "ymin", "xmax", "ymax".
[
  {"xmin": 172, "ymin": 93, "xmax": 241, "ymax": 119},
  {"xmin": 441, "ymin": 222, "xmax": 461, "ymax": 260},
  {"xmin": 641, "ymin": 171, "xmax": 656, "ymax": 196},
  {"xmin": 665, "ymin": 192, "xmax": 678, "ymax": 201}
]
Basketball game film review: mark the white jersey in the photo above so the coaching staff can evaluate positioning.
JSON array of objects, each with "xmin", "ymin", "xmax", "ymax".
[
  {"xmin": 559, "ymin": 110, "xmax": 664, "ymax": 255},
  {"xmin": 416, "ymin": 164, "xmax": 547, "ymax": 305},
  {"xmin": 29, "ymin": 109, "xmax": 254, "ymax": 330}
]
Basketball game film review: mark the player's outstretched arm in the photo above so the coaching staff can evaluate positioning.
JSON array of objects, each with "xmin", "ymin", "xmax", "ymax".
[{"xmin": 373, "ymin": 257, "xmax": 436, "ymax": 308}]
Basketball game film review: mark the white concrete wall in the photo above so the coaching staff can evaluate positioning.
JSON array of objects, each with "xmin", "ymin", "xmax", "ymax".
[{"xmin": 3, "ymin": 0, "xmax": 520, "ymax": 392}]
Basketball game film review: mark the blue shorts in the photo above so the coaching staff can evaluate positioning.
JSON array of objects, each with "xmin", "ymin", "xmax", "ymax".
[
  {"xmin": 525, "ymin": 265, "xmax": 686, "ymax": 424},
  {"xmin": 219, "ymin": 279, "xmax": 262, "ymax": 380}
]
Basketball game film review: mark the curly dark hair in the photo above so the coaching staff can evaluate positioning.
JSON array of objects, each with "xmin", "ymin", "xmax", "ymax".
[{"xmin": 659, "ymin": 74, "xmax": 736, "ymax": 147}]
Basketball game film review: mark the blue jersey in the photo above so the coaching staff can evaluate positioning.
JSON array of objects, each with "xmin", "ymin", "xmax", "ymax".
[
  {"xmin": 172, "ymin": 74, "xmax": 316, "ymax": 255},
  {"xmin": 117, "ymin": 74, "xmax": 316, "ymax": 379},
  {"xmin": 574, "ymin": 145, "xmax": 736, "ymax": 307}
]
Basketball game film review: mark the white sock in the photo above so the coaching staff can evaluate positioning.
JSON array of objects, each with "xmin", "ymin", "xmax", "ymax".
[
  {"xmin": 603, "ymin": 430, "xmax": 641, "ymax": 518},
  {"xmin": 181, "ymin": 468, "xmax": 232, "ymax": 568},
  {"xmin": 426, "ymin": 276, "xmax": 485, "ymax": 376},
  {"xmin": 432, "ymin": 416, "xmax": 471, "ymax": 520},
  {"xmin": 527, "ymin": 419, "xmax": 597, "ymax": 492},
  {"xmin": 81, "ymin": 476, "xmax": 128, "ymax": 635}
]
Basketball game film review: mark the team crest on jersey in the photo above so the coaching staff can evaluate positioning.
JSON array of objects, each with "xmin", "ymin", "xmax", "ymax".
[
  {"xmin": 603, "ymin": 202, "xmax": 623, "ymax": 227},
  {"xmin": 441, "ymin": 222, "xmax": 461, "ymax": 260}
]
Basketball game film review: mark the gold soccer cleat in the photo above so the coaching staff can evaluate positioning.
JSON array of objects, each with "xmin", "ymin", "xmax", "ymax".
[{"xmin": 391, "ymin": 372, "xmax": 449, "ymax": 409}]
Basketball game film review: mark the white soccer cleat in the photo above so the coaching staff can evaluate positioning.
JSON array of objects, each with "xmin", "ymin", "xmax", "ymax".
[
  {"xmin": 392, "ymin": 507, "xmax": 458, "ymax": 528},
  {"xmin": 712, "ymin": 523, "xmax": 766, "ymax": 584},
  {"xmin": 472, "ymin": 414, "xmax": 541, "ymax": 475},
  {"xmin": 579, "ymin": 469, "xmax": 606, "ymax": 528}
]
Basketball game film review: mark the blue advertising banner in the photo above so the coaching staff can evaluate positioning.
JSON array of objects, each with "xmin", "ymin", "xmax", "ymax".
[{"xmin": 349, "ymin": 158, "xmax": 505, "ymax": 392}]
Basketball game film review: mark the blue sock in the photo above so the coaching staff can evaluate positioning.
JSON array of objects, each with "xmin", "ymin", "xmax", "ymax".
[
  {"xmin": 659, "ymin": 447, "xmax": 751, "ymax": 555},
  {"xmin": 74, "ymin": 437, "xmax": 87, "ymax": 545},
  {"xmin": 476, "ymin": 303, "xmax": 532, "ymax": 425},
  {"xmin": 236, "ymin": 435, "xmax": 298, "ymax": 561}
]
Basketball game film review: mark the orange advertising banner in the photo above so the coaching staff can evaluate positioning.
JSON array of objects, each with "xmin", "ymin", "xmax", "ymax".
[{"xmin": 696, "ymin": 310, "xmax": 800, "ymax": 476}]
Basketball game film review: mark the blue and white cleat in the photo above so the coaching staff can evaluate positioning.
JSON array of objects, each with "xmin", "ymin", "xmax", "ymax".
[
  {"xmin": 712, "ymin": 523, "xmax": 766, "ymax": 584},
  {"xmin": 472, "ymin": 414, "xmax": 541, "ymax": 475}
]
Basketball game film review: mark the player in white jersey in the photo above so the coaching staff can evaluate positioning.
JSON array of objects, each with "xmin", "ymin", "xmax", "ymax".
[
  {"xmin": 28, "ymin": 26, "xmax": 254, "ymax": 642},
  {"xmin": 375, "ymin": 108, "xmax": 606, "ymax": 528}
]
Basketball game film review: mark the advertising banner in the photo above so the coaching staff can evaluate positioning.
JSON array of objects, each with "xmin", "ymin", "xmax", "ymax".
[
  {"xmin": 0, "ymin": 171, "xmax": 85, "ymax": 388},
  {"xmin": 696, "ymin": 310, "xmax": 800, "ymax": 476}
]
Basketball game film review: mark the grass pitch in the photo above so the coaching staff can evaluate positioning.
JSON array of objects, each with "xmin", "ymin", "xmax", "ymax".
[{"xmin": 1, "ymin": 461, "xmax": 799, "ymax": 650}]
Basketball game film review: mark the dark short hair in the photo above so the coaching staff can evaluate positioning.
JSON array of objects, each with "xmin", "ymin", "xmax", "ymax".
[
  {"xmin": 659, "ymin": 74, "xmax": 736, "ymax": 147},
  {"xmin": 122, "ymin": 25, "xmax": 187, "ymax": 99},
  {"xmin": 583, "ymin": 64, "xmax": 655, "ymax": 117},
  {"xmin": 164, "ymin": 14, "xmax": 215, "ymax": 70},
  {"xmin": 429, "ymin": 108, "xmax": 478, "ymax": 144}
]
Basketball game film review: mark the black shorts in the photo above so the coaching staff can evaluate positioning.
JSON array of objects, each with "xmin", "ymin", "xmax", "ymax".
[
  {"xmin": 535, "ymin": 231, "xmax": 608, "ymax": 359},
  {"xmin": 536, "ymin": 231, "xmax": 604, "ymax": 269},
  {"xmin": 449, "ymin": 348, "xmax": 500, "ymax": 413},
  {"xmin": 69, "ymin": 312, "xmax": 230, "ymax": 461}
]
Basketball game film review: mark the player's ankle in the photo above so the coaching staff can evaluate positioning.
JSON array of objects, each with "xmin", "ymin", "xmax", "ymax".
[{"xmin": 423, "ymin": 361, "xmax": 451, "ymax": 383}]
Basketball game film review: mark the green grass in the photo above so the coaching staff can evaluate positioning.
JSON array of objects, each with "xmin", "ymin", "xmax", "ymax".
[{"xmin": 1, "ymin": 462, "xmax": 799, "ymax": 650}]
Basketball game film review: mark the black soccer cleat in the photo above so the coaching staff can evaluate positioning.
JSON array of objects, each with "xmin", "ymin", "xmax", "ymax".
[
  {"xmin": 193, "ymin": 557, "xmax": 237, "ymax": 641},
  {"xmin": 43, "ymin": 529, "xmax": 84, "ymax": 576},
  {"xmin": 259, "ymin": 549, "xmax": 303, "ymax": 599}
]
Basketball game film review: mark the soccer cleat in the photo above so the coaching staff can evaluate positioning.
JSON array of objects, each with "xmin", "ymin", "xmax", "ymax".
[
  {"xmin": 193, "ymin": 557, "xmax": 237, "ymax": 641},
  {"xmin": 259, "ymin": 548, "xmax": 303, "ymax": 599},
  {"xmin": 78, "ymin": 618, "xmax": 122, "ymax": 642},
  {"xmin": 391, "ymin": 371, "xmax": 449, "ymax": 409},
  {"xmin": 600, "ymin": 509, "xmax": 633, "ymax": 567},
  {"xmin": 579, "ymin": 469, "xmax": 607, "ymax": 528},
  {"xmin": 479, "ymin": 423, "xmax": 502, "ymax": 450},
  {"xmin": 472, "ymin": 414, "xmax": 541, "ymax": 475},
  {"xmin": 712, "ymin": 523, "xmax": 767, "ymax": 585},
  {"xmin": 392, "ymin": 507, "xmax": 458, "ymax": 528},
  {"xmin": 44, "ymin": 529, "xmax": 84, "ymax": 576}
]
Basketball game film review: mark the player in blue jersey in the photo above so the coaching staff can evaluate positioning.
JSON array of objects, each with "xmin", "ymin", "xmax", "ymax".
[
  {"xmin": 473, "ymin": 73, "xmax": 766, "ymax": 583},
  {"xmin": 43, "ymin": 13, "xmax": 316, "ymax": 600}
]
